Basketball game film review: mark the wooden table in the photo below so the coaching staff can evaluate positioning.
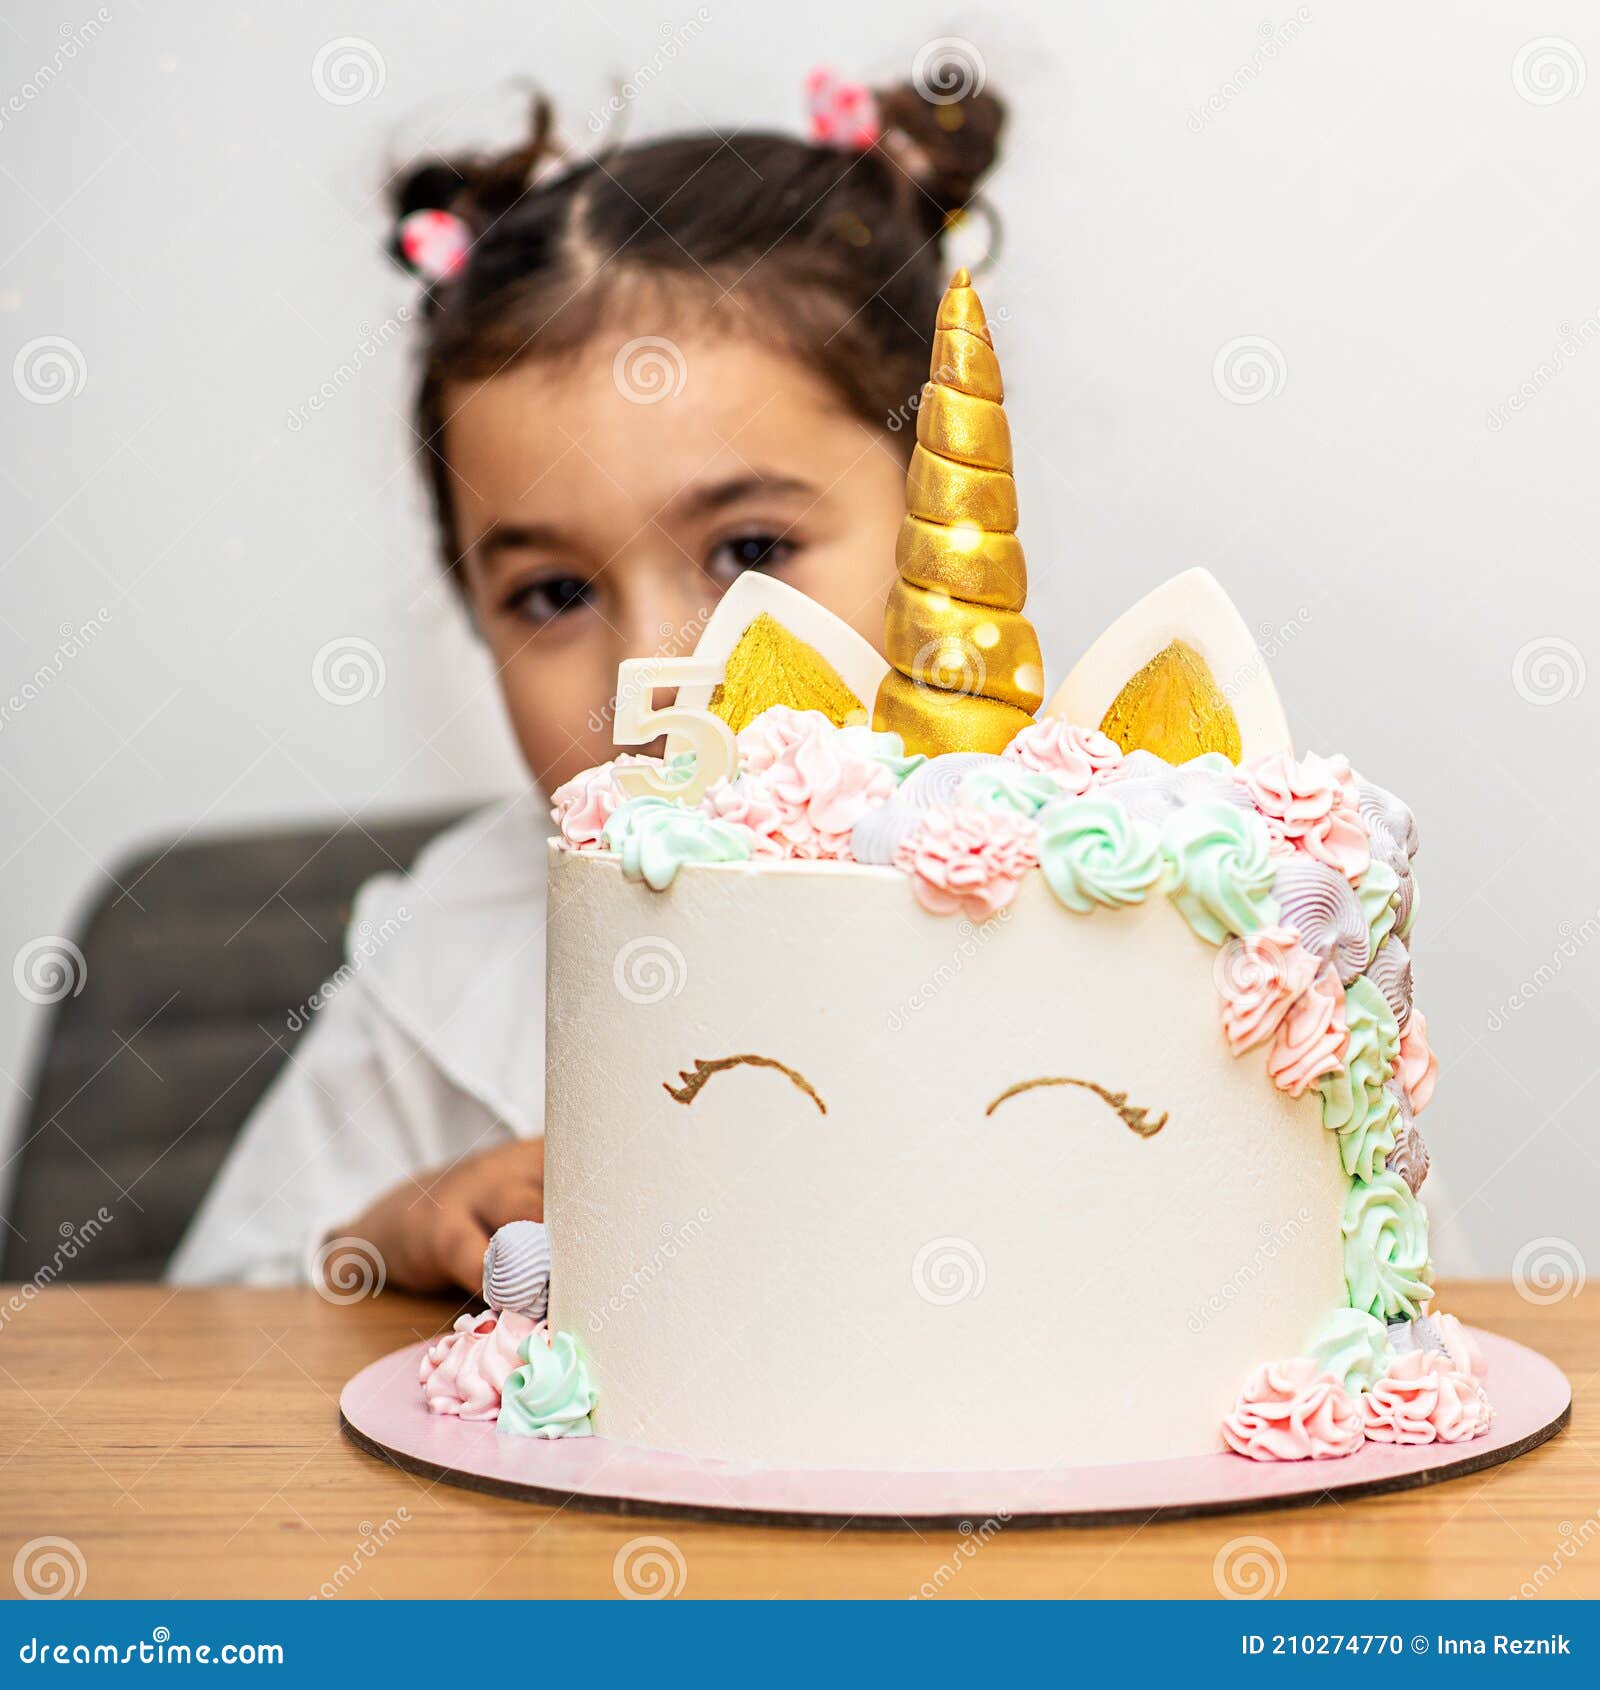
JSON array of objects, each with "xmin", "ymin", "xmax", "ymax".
[{"xmin": 0, "ymin": 1282, "xmax": 1589, "ymax": 1600}]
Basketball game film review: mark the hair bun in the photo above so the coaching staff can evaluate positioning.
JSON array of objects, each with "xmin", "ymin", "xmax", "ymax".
[{"xmin": 875, "ymin": 70, "xmax": 1006, "ymax": 218}]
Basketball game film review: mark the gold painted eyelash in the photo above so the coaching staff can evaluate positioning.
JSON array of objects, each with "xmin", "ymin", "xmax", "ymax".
[
  {"xmin": 985, "ymin": 1076, "xmax": 1168, "ymax": 1138},
  {"xmin": 663, "ymin": 1055, "xmax": 827, "ymax": 1116}
]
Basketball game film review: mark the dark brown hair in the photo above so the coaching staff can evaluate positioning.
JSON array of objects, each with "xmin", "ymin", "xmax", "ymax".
[{"xmin": 389, "ymin": 76, "xmax": 1007, "ymax": 573}]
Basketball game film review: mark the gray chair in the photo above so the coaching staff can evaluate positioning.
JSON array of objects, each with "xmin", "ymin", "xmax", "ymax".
[{"xmin": 1, "ymin": 811, "xmax": 464, "ymax": 1283}]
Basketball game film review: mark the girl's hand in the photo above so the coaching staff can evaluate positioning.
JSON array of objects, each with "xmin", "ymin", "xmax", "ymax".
[{"xmin": 339, "ymin": 1138, "xmax": 545, "ymax": 1297}]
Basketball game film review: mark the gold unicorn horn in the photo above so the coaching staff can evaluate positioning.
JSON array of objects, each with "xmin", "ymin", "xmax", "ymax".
[{"xmin": 872, "ymin": 269, "xmax": 1045, "ymax": 757}]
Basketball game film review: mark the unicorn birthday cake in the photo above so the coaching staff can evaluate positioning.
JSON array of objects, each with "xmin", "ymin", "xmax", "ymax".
[{"xmin": 416, "ymin": 271, "xmax": 1490, "ymax": 1474}]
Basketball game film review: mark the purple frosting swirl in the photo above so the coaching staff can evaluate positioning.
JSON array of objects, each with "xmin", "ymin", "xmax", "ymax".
[
  {"xmin": 1364, "ymin": 935, "xmax": 1413, "ymax": 1031},
  {"xmin": 1271, "ymin": 856, "xmax": 1370, "ymax": 983}
]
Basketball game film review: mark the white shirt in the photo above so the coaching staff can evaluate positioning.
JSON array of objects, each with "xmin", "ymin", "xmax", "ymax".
[{"xmin": 166, "ymin": 792, "xmax": 549, "ymax": 1285}]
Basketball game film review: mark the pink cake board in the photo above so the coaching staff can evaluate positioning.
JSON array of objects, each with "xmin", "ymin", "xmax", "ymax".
[{"xmin": 340, "ymin": 1327, "xmax": 1569, "ymax": 1529}]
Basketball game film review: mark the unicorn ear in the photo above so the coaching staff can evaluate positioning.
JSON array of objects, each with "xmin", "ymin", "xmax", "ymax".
[
  {"xmin": 676, "ymin": 571, "xmax": 889, "ymax": 728},
  {"xmin": 1042, "ymin": 569, "xmax": 1292, "ymax": 762}
]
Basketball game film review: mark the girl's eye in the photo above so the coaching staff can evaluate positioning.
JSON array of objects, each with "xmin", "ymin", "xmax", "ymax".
[
  {"xmin": 503, "ymin": 575, "xmax": 596, "ymax": 626},
  {"xmin": 707, "ymin": 531, "xmax": 796, "ymax": 582}
]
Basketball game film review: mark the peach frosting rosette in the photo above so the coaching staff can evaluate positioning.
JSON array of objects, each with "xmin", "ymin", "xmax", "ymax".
[
  {"xmin": 1221, "ymin": 1358, "xmax": 1365, "ymax": 1461},
  {"xmin": 1360, "ymin": 1349, "xmax": 1493, "ymax": 1445},
  {"xmin": 419, "ymin": 1310, "xmax": 542, "ymax": 1420},
  {"xmin": 1241, "ymin": 751, "xmax": 1370, "ymax": 884},
  {"xmin": 1395, "ymin": 1009, "xmax": 1438, "ymax": 1113},
  {"xmin": 893, "ymin": 805, "xmax": 1040, "ymax": 920},
  {"xmin": 1214, "ymin": 925, "xmax": 1322, "ymax": 1055},
  {"xmin": 1265, "ymin": 962, "xmax": 1350, "ymax": 1097}
]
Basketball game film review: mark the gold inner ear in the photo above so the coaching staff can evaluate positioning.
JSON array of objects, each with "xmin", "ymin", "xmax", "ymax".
[
  {"xmin": 1097, "ymin": 639, "xmax": 1242, "ymax": 763},
  {"xmin": 709, "ymin": 613, "xmax": 864, "ymax": 733}
]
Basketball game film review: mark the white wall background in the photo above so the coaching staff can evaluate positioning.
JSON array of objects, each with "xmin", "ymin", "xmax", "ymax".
[{"xmin": 3, "ymin": 1, "xmax": 1598, "ymax": 1279}]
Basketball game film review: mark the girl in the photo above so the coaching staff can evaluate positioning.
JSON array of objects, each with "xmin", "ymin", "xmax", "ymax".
[{"xmin": 168, "ymin": 72, "xmax": 1007, "ymax": 1292}]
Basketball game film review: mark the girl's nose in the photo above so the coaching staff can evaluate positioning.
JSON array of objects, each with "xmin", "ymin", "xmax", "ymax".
[{"xmin": 615, "ymin": 568, "xmax": 718, "ymax": 665}]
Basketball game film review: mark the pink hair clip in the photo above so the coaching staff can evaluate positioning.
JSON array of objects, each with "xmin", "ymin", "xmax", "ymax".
[
  {"xmin": 398, "ymin": 208, "xmax": 471, "ymax": 283},
  {"xmin": 804, "ymin": 67, "xmax": 880, "ymax": 150}
]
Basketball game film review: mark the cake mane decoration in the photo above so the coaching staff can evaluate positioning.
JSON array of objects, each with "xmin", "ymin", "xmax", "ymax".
[
  {"xmin": 1342, "ymin": 1170, "xmax": 1432, "ymax": 1320},
  {"xmin": 481, "ymin": 1219, "xmax": 552, "ymax": 1321},
  {"xmin": 664, "ymin": 1054, "xmax": 827, "ymax": 1115},
  {"xmin": 418, "ymin": 1310, "xmax": 539, "ymax": 1420},
  {"xmin": 1221, "ymin": 1359, "xmax": 1365, "ymax": 1461},
  {"xmin": 984, "ymin": 1074, "xmax": 1168, "ymax": 1137},
  {"xmin": 1036, "ymin": 795, "xmax": 1164, "ymax": 914},
  {"xmin": 497, "ymin": 1328, "xmax": 598, "ymax": 1439},
  {"xmin": 873, "ymin": 269, "xmax": 1046, "ymax": 756},
  {"xmin": 1158, "ymin": 800, "xmax": 1278, "ymax": 944},
  {"xmin": 1303, "ymin": 1306, "xmax": 1392, "ymax": 1394}
]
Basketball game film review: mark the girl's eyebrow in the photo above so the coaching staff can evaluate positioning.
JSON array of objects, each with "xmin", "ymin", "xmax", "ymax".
[
  {"xmin": 675, "ymin": 472, "xmax": 818, "ymax": 520},
  {"xmin": 475, "ymin": 521, "xmax": 569, "ymax": 565}
]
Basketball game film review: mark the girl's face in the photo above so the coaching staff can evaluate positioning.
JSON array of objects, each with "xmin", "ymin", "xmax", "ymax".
[{"xmin": 444, "ymin": 333, "xmax": 908, "ymax": 795}]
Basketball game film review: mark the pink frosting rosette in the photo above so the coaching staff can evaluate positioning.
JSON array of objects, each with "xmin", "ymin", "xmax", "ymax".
[
  {"xmin": 1001, "ymin": 720, "xmax": 1125, "ymax": 794},
  {"xmin": 1221, "ymin": 1357, "xmax": 1365, "ymax": 1461},
  {"xmin": 1241, "ymin": 751, "xmax": 1370, "ymax": 884},
  {"xmin": 1265, "ymin": 961, "xmax": 1350, "ymax": 1097},
  {"xmin": 1395, "ymin": 1008, "xmax": 1437, "ymax": 1113},
  {"xmin": 550, "ymin": 762, "xmax": 626, "ymax": 850},
  {"xmin": 735, "ymin": 707, "xmax": 895, "ymax": 859},
  {"xmin": 419, "ymin": 1309, "xmax": 541, "ymax": 1420},
  {"xmin": 893, "ymin": 805, "xmax": 1040, "ymax": 920},
  {"xmin": 699, "ymin": 776, "xmax": 788, "ymax": 859},
  {"xmin": 1432, "ymin": 1312, "xmax": 1488, "ymax": 1382},
  {"xmin": 1214, "ymin": 924, "xmax": 1322, "ymax": 1055},
  {"xmin": 1360, "ymin": 1349, "xmax": 1492, "ymax": 1444}
]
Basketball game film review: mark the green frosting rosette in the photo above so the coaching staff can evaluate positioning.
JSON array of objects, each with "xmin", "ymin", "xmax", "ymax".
[
  {"xmin": 1342, "ymin": 1170, "xmax": 1432, "ymax": 1320},
  {"xmin": 497, "ymin": 1329, "xmax": 598, "ymax": 1439},
  {"xmin": 1158, "ymin": 800, "xmax": 1278, "ymax": 945},
  {"xmin": 1337, "ymin": 1088, "xmax": 1400, "ymax": 1182},
  {"xmin": 962, "ymin": 763, "xmax": 1066, "ymax": 820},
  {"xmin": 603, "ymin": 796, "xmax": 753, "ymax": 890},
  {"xmin": 1304, "ymin": 1306, "xmax": 1391, "ymax": 1393},
  {"xmin": 838, "ymin": 725, "xmax": 926, "ymax": 785},
  {"xmin": 1318, "ymin": 977, "xmax": 1400, "ymax": 1142},
  {"xmin": 1357, "ymin": 859, "xmax": 1400, "ymax": 955},
  {"xmin": 1037, "ymin": 796, "xmax": 1164, "ymax": 915}
]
